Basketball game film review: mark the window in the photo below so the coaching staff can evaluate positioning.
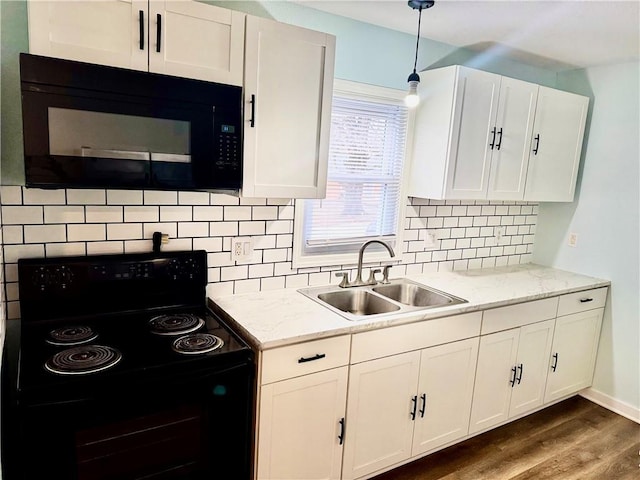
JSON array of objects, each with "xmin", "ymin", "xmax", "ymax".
[{"xmin": 293, "ymin": 80, "xmax": 412, "ymax": 268}]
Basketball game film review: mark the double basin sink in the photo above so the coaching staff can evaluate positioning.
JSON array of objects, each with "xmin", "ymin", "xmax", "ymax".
[{"xmin": 299, "ymin": 278, "xmax": 467, "ymax": 321}]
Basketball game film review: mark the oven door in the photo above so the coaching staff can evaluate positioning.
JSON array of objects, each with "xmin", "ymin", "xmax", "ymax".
[{"xmin": 14, "ymin": 362, "xmax": 253, "ymax": 480}]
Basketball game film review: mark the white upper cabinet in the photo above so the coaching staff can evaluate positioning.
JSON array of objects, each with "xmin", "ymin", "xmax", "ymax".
[
  {"xmin": 28, "ymin": 0, "xmax": 148, "ymax": 71},
  {"xmin": 28, "ymin": 0, "xmax": 245, "ymax": 85},
  {"xmin": 148, "ymin": 1, "xmax": 244, "ymax": 85},
  {"xmin": 242, "ymin": 16, "xmax": 335, "ymax": 198},
  {"xmin": 524, "ymin": 87, "xmax": 589, "ymax": 201},
  {"xmin": 410, "ymin": 65, "xmax": 588, "ymax": 202}
]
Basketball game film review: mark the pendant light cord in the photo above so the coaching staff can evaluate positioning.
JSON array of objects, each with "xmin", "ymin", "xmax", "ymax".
[{"xmin": 412, "ymin": 7, "xmax": 423, "ymax": 74}]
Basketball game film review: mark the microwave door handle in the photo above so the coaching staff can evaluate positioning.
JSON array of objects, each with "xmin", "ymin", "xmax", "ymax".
[
  {"xmin": 150, "ymin": 153, "xmax": 191, "ymax": 163},
  {"xmin": 80, "ymin": 147, "xmax": 150, "ymax": 161}
]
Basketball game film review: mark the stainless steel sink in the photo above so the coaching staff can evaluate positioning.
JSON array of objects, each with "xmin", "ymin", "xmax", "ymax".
[
  {"xmin": 318, "ymin": 290, "xmax": 401, "ymax": 316},
  {"xmin": 372, "ymin": 282, "xmax": 455, "ymax": 307},
  {"xmin": 299, "ymin": 278, "xmax": 467, "ymax": 321}
]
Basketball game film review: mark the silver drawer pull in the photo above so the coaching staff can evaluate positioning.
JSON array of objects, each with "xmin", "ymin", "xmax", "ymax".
[
  {"xmin": 579, "ymin": 298, "xmax": 594, "ymax": 303},
  {"xmin": 298, "ymin": 353, "xmax": 326, "ymax": 363}
]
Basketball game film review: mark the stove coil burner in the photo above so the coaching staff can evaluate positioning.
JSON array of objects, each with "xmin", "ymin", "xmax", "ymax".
[
  {"xmin": 172, "ymin": 333, "xmax": 224, "ymax": 355},
  {"xmin": 149, "ymin": 314, "xmax": 205, "ymax": 336},
  {"xmin": 44, "ymin": 345, "xmax": 122, "ymax": 375},
  {"xmin": 46, "ymin": 326, "xmax": 98, "ymax": 346}
]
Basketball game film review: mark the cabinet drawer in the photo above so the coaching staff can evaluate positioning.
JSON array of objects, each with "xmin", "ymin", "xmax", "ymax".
[
  {"xmin": 557, "ymin": 287, "xmax": 608, "ymax": 317},
  {"xmin": 351, "ymin": 312, "xmax": 482, "ymax": 364},
  {"xmin": 482, "ymin": 297, "xmax": 558, "ymax": 335},
  {"xmin": 261, "ymin": 335, "xmax": 351, "ymax": 384}
]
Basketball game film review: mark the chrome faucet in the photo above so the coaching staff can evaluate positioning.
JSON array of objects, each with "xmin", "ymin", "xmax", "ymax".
[{"xmin": 336, "ymin": 240, "xmax": 395, "ymax": 288}]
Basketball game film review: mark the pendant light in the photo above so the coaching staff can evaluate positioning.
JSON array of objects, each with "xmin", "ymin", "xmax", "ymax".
[{"xmin": 405, "ymin": 0, "xmax": 435, "ymax": 108}]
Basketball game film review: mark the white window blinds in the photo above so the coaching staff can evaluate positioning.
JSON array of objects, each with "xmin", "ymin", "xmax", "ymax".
[{"xmin": 301, "ymin": 94, "xmax": 409, "ymax": 256}]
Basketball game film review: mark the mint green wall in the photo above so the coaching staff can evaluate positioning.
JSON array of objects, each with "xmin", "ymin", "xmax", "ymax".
[
  {"xmin": 1, "ymin": 1, "xmax": 29, "ymax": 185},
  {"xmin": 534, "ymin": 61, "xmax": 640, "ymax": 412},
  {"xmin": 1, "ymin": 0, "xmax": 559, "ymax": 185}
]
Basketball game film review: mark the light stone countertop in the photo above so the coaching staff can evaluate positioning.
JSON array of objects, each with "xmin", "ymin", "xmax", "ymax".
[{"xmin": 209, "ymin": 264, "xmax": 610, "ymax": 350}]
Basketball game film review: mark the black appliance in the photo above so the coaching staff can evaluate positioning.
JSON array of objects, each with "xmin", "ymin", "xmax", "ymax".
[
  {"xmin": 20, "ymin": 53, "xmax": 242, "ymax": 191},
  {"xmin": 2, "ymin": 250, "xmax": 254, "ymax": 480}
]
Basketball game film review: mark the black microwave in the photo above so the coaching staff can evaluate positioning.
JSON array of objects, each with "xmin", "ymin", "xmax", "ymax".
[{"xmin": 20, "ymin": 53, "xmax": 242, "ymax": 191}]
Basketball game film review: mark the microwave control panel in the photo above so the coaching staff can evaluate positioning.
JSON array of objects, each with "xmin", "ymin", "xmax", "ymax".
[{"xmin": 217, "ymin": 124, "xmax": 240, "ymax": 170}]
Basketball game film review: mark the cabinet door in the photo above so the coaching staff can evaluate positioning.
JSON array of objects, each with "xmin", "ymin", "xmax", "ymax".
[
  {"xmin": 412, "ymin": 338, "xmax": 479, "ymax": 456},
  {"xmin": 28, "ymin": 0, "xmax": 147, "ymax": 71},
  {"xmin": 148, "ymin": 0, "xmax": 244, "ymax": 85},
  {"xmin": 243, "ymin": 16, "xmax": 335, "ymax": 198},
  {"xmin": 342, "ymin": 351, "xmax": 420, "ymax": 480},
  {"xmin": 509, "ymin": 319, "xmax": 555, "ymax": 417},
  {"xmin": 469, "ymin": 328, "xmax": 519, "ymax": 434},
  {"xmin": 445, "ymin": 67, "xmax": 501, "ymax": 199},
  {"xmin": 545, "ymin": 309, "xmax": 604, "ymax": 403},
  {"xmin": 524, "ymin": 86, "xmax": 589, "ymax": 201},
  {"xmin": 487, "ymin": 77, "xmax": 538, "ymax": 200},
  {"xmin": 257, "ymin": 367, "xmax": 348, "ymax": 480}
]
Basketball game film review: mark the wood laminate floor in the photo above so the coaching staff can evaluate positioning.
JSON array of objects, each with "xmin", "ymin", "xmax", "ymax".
[{"xmin": 372, "ymin": 397, "xmax": 639, "ymax": 480}]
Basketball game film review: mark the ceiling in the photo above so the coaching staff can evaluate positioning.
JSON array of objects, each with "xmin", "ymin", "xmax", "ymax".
[{"xmin": 294, "ymin": 0, "xmax": 640, "ymax": 70}]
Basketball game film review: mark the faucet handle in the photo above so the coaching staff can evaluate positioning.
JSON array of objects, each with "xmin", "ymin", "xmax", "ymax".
[
  {"xmin": 381, "ymin": 265, "xmax": 392, "ymax": 284},
  {"xmin": 335, "ymin": 271, "xmax": 351, "ymax": 288},
  {"xmin": 367, "ymin": 268, "xmax": 381, "ymax": 285}
]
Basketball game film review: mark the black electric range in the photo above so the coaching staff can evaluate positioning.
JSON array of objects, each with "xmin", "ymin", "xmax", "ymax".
[{"xmin": 2, "ymin": 250, "xmax": 255, "ymax": 480}]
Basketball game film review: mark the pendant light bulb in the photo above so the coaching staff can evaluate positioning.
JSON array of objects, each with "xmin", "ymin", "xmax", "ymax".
[
  {"xmin": 405, "ymin": 0, "xmax": 434, "ymax": 109},
  {"xmin": 405, "ymin": 72, "xmax": 420, "ymax": 108}
]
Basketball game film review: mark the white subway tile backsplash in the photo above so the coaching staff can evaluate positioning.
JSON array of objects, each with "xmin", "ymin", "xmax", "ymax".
[
  {"xmin": 193, "ymin": 237, "xmax": 223, "ymax": 252},
  {"xmin": 162, "ymin": 238, "xmax": 193, "ymax": 252},
  {"xmin": 2, "ymin": 226, "xmax": 23, "ymax": 244},
  {"xmin": 124, "ymin": 206, "xmax": 159, "ymax": 223},
  {"xmin": 144, "ymin": 190, "xmax": 178, "ymax": 205},
  {"xmin": 2, "ymin": 206, "xmax": 43, "ymax": 225},
  {"xmin": 46, "ymin": 242, "xmax": 86, "ymax": 257},
  {"xmin": 4, "ymin": 244, "xmax": 45, "ymax": 263},
  {"xmin": 107, "ymin": 223, "xmax": 142, "ymax": 240},
  {"xmin": 86, "ymin": 206, "xmax": 123, "ymax": 223},
  {"xmin": 221, "ymin": 265, "xmax": 248, "ymax": 281},
  {"xmin": 68, "ymin": 224, "xmax": 106, "ymax": 242},
  {"xmin": 206, "ymin": 281, "xmax": 234, "ymax": 298},
  {"xmin": 44, "ymin": 206, "xmax": 85, "ymax": 224},
  {"xmin": 193, "ymin": 206, "xmax": 223, "ymax": 222},
  {"xmin": 1, "ymin": 187, "xmax": 538, "ymax": 305},
  {"xmin": 67, "ymin": 189, "xmax": 106, "ymax": 205},
  {"xmin": 143, "ymin": 223, "xmax": 177, "ymax": 239},
  {"xmin": 179, "ymin": 191, "xmax": 209, "ymax": 205},
  {"xmin": 0, "ymin": 186, "xmax": 23, "ymax": 205},
  {"xmin": 211, "ymin": 193, "xmax": 239, "ymax": 205},
  {"xmin": 210, "ymin": 221, "xmax": 238, "ymax": 237},
  {"xmin": 178, "ymin": 222, "xmax": 209, "ymax": 238},
  {"xmin": 234, "ymin": 279, "xmax": 261, "ymax": 294},
  {"xmin": 23, "ymin": 188, "xmax": 65, "ymax": 205},
  {"xmin": 87, "ymin": 241, "xmax": 125, "ymax": 255},
  {"xmin": 24, "ymin": 225, "xmax": 66, "ymax": 243},
  {"xmin": 224, "ymin": 206, "xmax": 252, "ymax": 221},
  {"xmin": 260, "ymin": 276, "xmax": 285, "ymax": 291},
  {"xmin": 160, "ymin": 206, "xmax": 192, "ymax": 222},
  {"xmin": 106, "ymin": 190, "xmax": 143, "ymax": 205},
  {"xmin": 239, "ymin": 221, "xmax": 266, "ymax": 236}
]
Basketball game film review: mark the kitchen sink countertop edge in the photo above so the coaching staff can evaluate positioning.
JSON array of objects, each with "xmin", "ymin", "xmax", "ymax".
[{"xmin": 208, "ymin": 264, "xmax": 610, "ymax": 350}]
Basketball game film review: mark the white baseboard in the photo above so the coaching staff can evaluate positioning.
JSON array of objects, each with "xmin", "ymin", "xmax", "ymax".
[{"xmin": 580, "ymin": 388, "xmax": 640, "ymax": 424}]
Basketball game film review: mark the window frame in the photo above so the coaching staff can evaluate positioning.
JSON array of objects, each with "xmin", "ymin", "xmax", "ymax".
[{"xmin": 292, "ymin": 79, "xmax": 414, "ymax": 269}]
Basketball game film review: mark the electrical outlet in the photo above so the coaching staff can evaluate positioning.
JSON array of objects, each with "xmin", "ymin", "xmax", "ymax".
[
  {"xmin": 568, "ymin": 233, "xmax": 578, "ymax": 247},
  {"xmin": 424, "ymin": 230, "xmax": 438, "ymax": 250},
  {"xmin": 231, "ymin": 237, "xmax": 253, "ymax": 260}
]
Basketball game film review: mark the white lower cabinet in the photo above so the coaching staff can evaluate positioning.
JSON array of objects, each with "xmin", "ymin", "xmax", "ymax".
[
  {"xmin": 544, "ymin": 308, "xmax": 604, "ymax": 403},
  {"xmin": 342, "ymin": 351, "xmax": 420, "ymax": 480},
  {"xmin": 469, "ymin": 319, "xmax": 555, "ymax": 434},
  {"xmin": 254, "ymin": 288, "xmax": 606, "ymax": 480},
  {"xmin": 257, "ymin": 367, "xmax": 348, "ymax": 480},
  {"xmin": 342, "ymin": 338, "xmax": 479, "ymax": 480}
]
